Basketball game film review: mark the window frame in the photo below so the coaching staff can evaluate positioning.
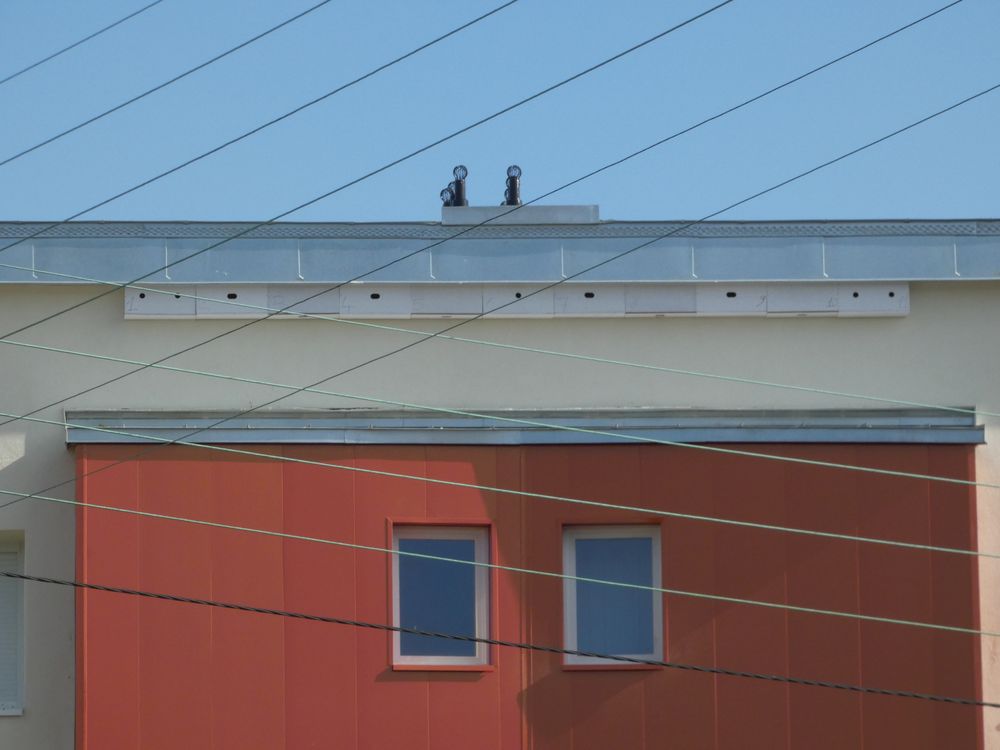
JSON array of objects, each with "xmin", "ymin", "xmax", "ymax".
[
  {"xmin": 390, "ymin": 524, "xmax": 491, "ymax": 669},
  {"xmin": 562, "ymin": 524, "xmax": 663, "ymax": 667},
  {"xmin": 0, "ymin": 535, "xmax": 24, "ymax": 716}
]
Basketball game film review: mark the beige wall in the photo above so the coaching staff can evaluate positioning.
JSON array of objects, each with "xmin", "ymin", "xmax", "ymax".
[{"xmin": 1, "ymin": 281, "xmax": 998, "ymax": 748}]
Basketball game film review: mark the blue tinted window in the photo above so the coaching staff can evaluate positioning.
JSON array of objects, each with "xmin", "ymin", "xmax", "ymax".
[
  {"xmin": 575, "ymin": 536, "xmax": 654, "ymax": 655},
  {"xmin": 398, "ymin": 538, "xmax": 477, "ymax": 656}
]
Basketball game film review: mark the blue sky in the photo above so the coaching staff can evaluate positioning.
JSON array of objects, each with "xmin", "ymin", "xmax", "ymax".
[{"xmin": 0, "ymin": 0, "xmax": 997, "ymax": 223}]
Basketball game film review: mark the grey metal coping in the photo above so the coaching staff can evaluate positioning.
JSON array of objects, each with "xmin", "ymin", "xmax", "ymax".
[
  {"xmin": 3, "ymin": 219, "xmax": 1000, "ymax": 239},
  {"xmin": 64, "ymin": 408, "xmax": 985, "ymax": 446},
  {"xmin": 2, "ymin": 219, "xmax": 999, "ymax": 284}
]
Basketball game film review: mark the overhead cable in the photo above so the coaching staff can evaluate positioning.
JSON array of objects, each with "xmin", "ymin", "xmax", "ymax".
[
  {"xmin": 0, "ymin": 0, "xmax": 338, "ymax": 167},
  {"xmin": 0, "ymin": 84, "xmax": 996, "ymax": 523},
  {"xmin": 0, "ymin": 402, "xmax": 991, "ymax": 561},
  {"xmin": 0, "ymin": 0, "xmax": 973, "ymax": 416},
  {"xmin": 0, "ymin": 0, "xmax": 518, "ymax": 227},
  {"xmin": 0, "ymin": 0, "xmax": 954, "ymax": 297},
  {"xmin": 0, "ymin": 0, "xmax": 168, "ymax": 88},
  {"xmin": 2, "ymin": 570, "xmax": 996, "ymax": 707},
  {"xmin": 0, "ymin": 0, "xmax": 737, "ymax": 334},
  {"xmin": 0, "ymin": 487, "xmax": 993, "ymax": 638},
  {"xmin": 1, "ymin": 257, "xmax": 995, "ymax": 421}
]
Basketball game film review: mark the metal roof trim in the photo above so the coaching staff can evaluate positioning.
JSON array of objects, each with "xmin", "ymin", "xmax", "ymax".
[
  {"xmin": 64, "ymin": 408, "xmax": 985, "ymax": 446},
  {"xmin": 3, "ymin": 219, "xmax": 1000, "ymax": 239}
]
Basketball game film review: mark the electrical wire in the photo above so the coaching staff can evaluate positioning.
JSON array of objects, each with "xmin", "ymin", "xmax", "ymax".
[
  {"xmin": 0, "ymin": 0, "xmax": 737, "ymax": 335},
  {"xmin": 1, "ymin": 361, "xmax": 997, "ymax": 493},
  {"xmin": 0, "ymin": 0, "xmax": 989, "ymax": 705},
  {"xmin": 2, "ymin": 570, "xmax": 995, "ymax": 708},
  {"xmin": 0, "ymin": 9, "xmax": 991, "ymax": 637},
  {"xmin": 3, "ymin": 250, "xmax": 998, "ymax": 421},
  {"xmin": 0, "ymin": 0, "xmax": 168, "ymax": 88},
  {"xmin": 1, "ymin": 85, "xmax": 997, "ymax": 533},
  {"xmin": 0, "ymin": 485, "xmax": 993, "ymax": 637},
  {"xmin": 0, "ymin": 0, "xmax": 519, "ymax": 253},
  {"xmin": 0, "ymin": 399, "xmax": 993, "ymax": 561},
  {"xmin": 0, "ymin": 0, "xmax": 957, "ymax": 260},
  {"xmin": 0, "ymin": 9, "xmax": 984, "ymax": 520},
  {"xmin": 0, "ymin": 0, "xmax": 337, "ymax": 168},
  {"xmin": 0, "ymin": 0, "xmax": 977, "ymax": 440}
]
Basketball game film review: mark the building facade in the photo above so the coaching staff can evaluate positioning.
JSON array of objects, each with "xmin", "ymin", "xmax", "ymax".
[{"xmin": 0, "ymin": 212, "xmax": 998, "ymax": 748}]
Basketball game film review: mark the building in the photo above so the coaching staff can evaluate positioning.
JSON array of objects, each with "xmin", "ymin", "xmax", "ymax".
[{"xmin": 0, "ymin": 206, "xmax": 998, "ymax": 748}]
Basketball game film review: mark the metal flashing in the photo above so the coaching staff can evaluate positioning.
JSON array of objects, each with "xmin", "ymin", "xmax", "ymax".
[
  {"xmin": 3, "ymin": 219, "xmax": 1000, "ymax": 239},
  {"xmin": 64, "ymin": 409, "xmax": 985, "ymax": 446},
  {"xmin": 0, "ymin": 220, "xmax": 998, "ymax": 286}
]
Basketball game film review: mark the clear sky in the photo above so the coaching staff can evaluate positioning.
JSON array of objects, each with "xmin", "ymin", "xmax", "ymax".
[{"xmin": 0, "ymin": 0, "xmax": 997, "ymax": 224}]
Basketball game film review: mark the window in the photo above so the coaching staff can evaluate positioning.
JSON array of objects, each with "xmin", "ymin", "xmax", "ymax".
[
  {"xmin": 391, "ymin": 526, "xmax": 490, "ymax": 667},
  {"xmin": 0, "ymin": 535, "xmax": 24, "ymax": 715},
  {"xmin": 563, "ymin": 525, "xmax": 662, "ymax": 666}
]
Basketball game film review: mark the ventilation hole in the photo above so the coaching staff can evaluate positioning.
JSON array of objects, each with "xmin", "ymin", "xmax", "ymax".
[
  {"xmin": 888, "ymin": 291, "xmax": 895, "ymax": 298},
  {"xmin": 227, "ymin": 292, "xmax": 238, "ymax": 300},
  {"xmin": 584, "ymin": 292, "xmax": 595, "ymax": 299},
  {"xmin": 370, "ymin": 292, "xmax": 381, "ymax": 300},
  {"xmin": 138, "ymin": 292, "xmax": 146, "ymax": 299},
  {"xmin": 514, "ymin": 292, "xmax": 522, "ymax": 299},
  {"xmin": 852, "ymin": 291, "xmax": 860, "ymax": 298},
  {"xmin": 726, "ymin": 291, "xmax": 737, "ymax": 298},
  {"xmin": 174, "ymin": 294, "xmax": 181, "ymax": 299}
]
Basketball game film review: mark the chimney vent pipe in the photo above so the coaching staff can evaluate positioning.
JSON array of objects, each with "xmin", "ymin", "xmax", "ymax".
[
  {"xmin": 503, "ymin": 165, "xmax": 521, "ymax": 206},
  {"xmin": 451, "ymin": 165, "xmax": 469, "ymax": 207}
]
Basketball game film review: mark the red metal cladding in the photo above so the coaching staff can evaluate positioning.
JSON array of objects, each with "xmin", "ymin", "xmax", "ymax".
[{"xmin": 75, "ymin": 443, "xmax": 982, "ymax": 750}]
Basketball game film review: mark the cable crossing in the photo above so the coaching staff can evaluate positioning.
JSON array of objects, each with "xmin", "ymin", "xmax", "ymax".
[
  {"xmin": 0, "ymin": 83, "xmax": 995, "ymax": 550},
  {"xmin": 0, "ymin": 0, "xmax": 519, "ymax": 255},
  {"xmin": 0, "ymin": 491, "xmax": 992, "ymax": 637},
  {"xmin": 0, "ymin": 0, "xmax": 737, "ymax": 338},
  {"xmin": 0, "ymin": 11, "xmax": 987, "ymax": 522},
  {"xmin": 0, "ymin": 402, "xmax": 993, "ymax": 562},
  {"xmin": 3, "ymin": 570, "xmax": 995, "ymax": 708},
  {"xmin": 4, "ymin": 80, "xmax": 993, "ymax": 520}
]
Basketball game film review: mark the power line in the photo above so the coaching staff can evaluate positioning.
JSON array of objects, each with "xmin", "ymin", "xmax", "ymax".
[
  {"xmin": 0, "ymin": 0, "xmax": 957, "ymax": 258},
  {"xmin": 4, "ymin": 246, "xmax": 997, "ymax": 421},
  {"xmin": 0, "ymin": 0, "xmax": 973, "ymax": 429},
  {"xmin": 3, "ymin": 570, "xmax": 995, "ymax": 708},
  {"xmin": 0, "ymin": 8, "xmax": 981, "ymax": 515},
  {"xmin": 0, "ymin": 0, "xmax": 519, "ymax": 251},
  {"xmin": 0, "ymin": 403, "xmax": 993, "ymax": 561},
  {"xmin": 0, "ymin": 0, "xmax": 737, "ymax": 337},
  {"xmin": 0, "ymin": 0, "xmax": 337, "ymax": 167},
  {"xmin": 0, "ymin": 0, "xmax": 953, "ymax": 282},
  {"xmin": 1, "ymin": 86, "xmax": 996, "ymax": 530},
  {"xmin": 0, "ymin": 0, "xmax": 168, "ymax": 88},
  {"xmin": 0, "ymin": 489, "xmax": 993, "ymax": 637},
  {"xmin": 3, "ymin": 364, "xmax": 999, "ymax": 492}
]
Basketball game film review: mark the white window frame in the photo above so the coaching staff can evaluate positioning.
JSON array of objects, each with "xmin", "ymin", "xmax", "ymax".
[
  {"xmin": 391, "ymin": 526, "xmax": 490, "ymax": 667},
  {"xmin": 563, "ymin": 525, "xmax": 663, "ymax": 666},
  {"xmin": 0, "ymin": 536, "xmax": 24, "ymax": 715}
]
